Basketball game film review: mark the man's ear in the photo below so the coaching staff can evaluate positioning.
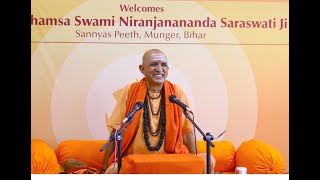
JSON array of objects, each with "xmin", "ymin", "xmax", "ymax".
[{"xmin": 139, "ymin": 65, "xmax": 145, "ymax": 75}]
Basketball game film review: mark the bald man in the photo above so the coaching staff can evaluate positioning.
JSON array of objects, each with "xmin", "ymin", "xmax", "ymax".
[{"xmin": 101, "ymin": 49, "xmax": 215, "ymax": 174}]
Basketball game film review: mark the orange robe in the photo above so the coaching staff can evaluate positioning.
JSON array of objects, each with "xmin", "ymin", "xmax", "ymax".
[{"xmin": 106, "ymin": 78, "xmax": 194, "ymax": 166}]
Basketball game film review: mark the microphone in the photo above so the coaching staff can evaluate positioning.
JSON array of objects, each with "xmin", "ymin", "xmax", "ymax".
[
  {"xmin": 121, "ymin": 101, "xmax": 144, "ymax": 124},
  {"xmin": 169, "ymin": 95, "xmax": 192, "ymax": 112}
]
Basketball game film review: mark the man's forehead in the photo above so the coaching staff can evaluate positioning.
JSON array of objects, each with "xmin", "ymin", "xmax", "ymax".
[{"xmin": 149, "ymin": 53, "xmax": 167, "ymax": 61}]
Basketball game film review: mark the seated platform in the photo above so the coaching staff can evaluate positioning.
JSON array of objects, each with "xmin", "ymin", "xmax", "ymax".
[{"xmin": 119, "ymin": 154, "xmax": 205, "ymax": 174}]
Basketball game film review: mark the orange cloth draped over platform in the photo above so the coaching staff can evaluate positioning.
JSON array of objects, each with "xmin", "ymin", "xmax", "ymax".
[
  {"xmin": 108, "ymin": 78, "xmax": 190, "ymax": 166},
  {"xmin": 120, "ymin": 154, "xmax": 204, "ymax": 174}
]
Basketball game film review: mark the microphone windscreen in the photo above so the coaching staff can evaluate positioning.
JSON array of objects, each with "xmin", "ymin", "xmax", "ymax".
[
  {"xmin": 169, "ymin": 95, "xmax": 176, "ymax": 103},
  {"xmin": 136, "ymin": 102, "xmax": 144, "ymax": 109}
]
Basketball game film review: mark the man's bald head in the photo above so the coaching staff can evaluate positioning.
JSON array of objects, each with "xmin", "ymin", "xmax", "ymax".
[{"xmin": 142, "ymin": 49, "xmax": 167, "ymax": 65}]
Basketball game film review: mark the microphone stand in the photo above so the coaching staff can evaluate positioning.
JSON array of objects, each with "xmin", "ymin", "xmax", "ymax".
[
  {"xmin": 100, "ymin": 136, "xmax": 115, "ymax": 152},
  {"xmin": 99, "ymin": 117, "xmax": 133, "ymax": 174},
  {"xmin": 114, "ymin": 117, "xmax": 134, "ymax": 174},
  {"xmin": 183, "ymin": 110, "xmax": 215, "ymax": 174}
]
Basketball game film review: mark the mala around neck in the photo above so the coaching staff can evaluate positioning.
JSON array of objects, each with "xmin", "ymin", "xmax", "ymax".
[{"xmin": 143, "ymin": 90, "xmax": 166, "ymax": 151}]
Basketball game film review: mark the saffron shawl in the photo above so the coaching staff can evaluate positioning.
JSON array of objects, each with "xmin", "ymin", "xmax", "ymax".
[{"xmin": 108, "ymin": 78, "xmax": 189, "ymax": 166}]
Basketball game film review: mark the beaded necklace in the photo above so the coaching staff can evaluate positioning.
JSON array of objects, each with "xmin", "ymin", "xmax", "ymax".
[
  {"xmin": 143, "ymin": 90, "xmax": 166, "ymax": 151},
  {"xmin": 147, "ymin": 90, "xmax": 161, "ymax": 116}
]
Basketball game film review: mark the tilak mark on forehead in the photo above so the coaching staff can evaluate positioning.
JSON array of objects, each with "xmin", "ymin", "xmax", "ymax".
[{"xmin": 150, "ymin": 54, "xmax": 167, "ymax": 61}]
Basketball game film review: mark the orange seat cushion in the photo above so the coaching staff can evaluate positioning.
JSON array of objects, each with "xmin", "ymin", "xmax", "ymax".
[
  {"xmin": 235, "ymin": 139, "xmax": 285, "ymax": 174},
  {"xmin": 55, "ymin": 140, "xmax": 107, "ymax": 172},
  {"xmin": 31, "ymin": 139, "xmax": 60, "ymax": 174},
  {"xmin": 120, "ymin": 154, "xmax": 205, "ymax": 174},
  {"xmin": 196, "ymin": 141, "xmax": 236, "ymax": 173}
]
